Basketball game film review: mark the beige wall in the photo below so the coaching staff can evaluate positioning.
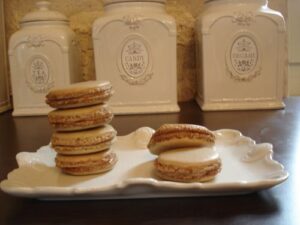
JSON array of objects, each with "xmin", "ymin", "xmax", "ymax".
[
  {"xmin": 288, "ymin": 0, "xmax": 300, "ymax": 95},
  {"xmin": 3, "ymin": 0, "xmax": 287, "ymax": 102},
  {"xmin": 0, "ymin": 0, "xmax": 11, "ymax": 112}
]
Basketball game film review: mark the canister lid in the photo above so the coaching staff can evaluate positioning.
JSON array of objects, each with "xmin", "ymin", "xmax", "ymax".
[
  {"xmin": 103, "ymin": 0, "xmax": 166, "ymax": 6},
  {"xmin": 20, "ymin": 1, "xmax": 68, "ymax": 23}
]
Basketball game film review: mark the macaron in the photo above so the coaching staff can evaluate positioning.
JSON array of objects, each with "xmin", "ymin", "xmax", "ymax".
[
  {"xmin": 48, "ymin": 104, "xmax": 113, "ymax": 131},
  {"xmin": 55, "ymin": 149, "xmax": 118, "ymax": 175},
  {"xmin": 46, "ymin": 80, "xmax": 113, "ymax": 109},
  {"xmin": 147, "ymin": 124, "xmax": 215, "ymax": 155},
  {"xmin": 51, "ymin": 125, "xmax": 117, "ymax": 155},
  {"xmin": 155, "ymin": 146, "xmax": 222, "ymax": 182}
]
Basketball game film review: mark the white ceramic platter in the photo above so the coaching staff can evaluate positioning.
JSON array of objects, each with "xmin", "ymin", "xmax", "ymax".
[{"xmin": 0, "ymin": 127, "xmax": 288, "ymax": 200}]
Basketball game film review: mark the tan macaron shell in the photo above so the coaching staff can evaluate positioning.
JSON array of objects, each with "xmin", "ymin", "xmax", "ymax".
[
  {"xmin": 61, "ymin": 161, "xmax": 116, "ymax": 175},
  {"xmin": 155, "ymin": 146, "xmax": 222, "ymax": 182},
  {"xmin": 56, "ymin": 150, "xmax": 117, "ymax": 175},
  {"xmin": 46, "ymin": 81, "xmax": 113, "ymax": 109},
  {"xmin": 51, "ymin": 125, "xmax": 117, "ymax": 155},
  {"xmin": 48, "ymin": 104, "xmax": 113, "ymax": 131},
  {"xmin": 148, "ymin": 124, "xmax": 215, "ymax": 155}
]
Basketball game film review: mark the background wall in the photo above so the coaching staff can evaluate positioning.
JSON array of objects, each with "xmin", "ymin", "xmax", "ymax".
[
  {"xmin": 3, "ymin": 0, "xmax": 287, "ymax": 102},
  {"xmin": 288, "ymin": 0, "xmax": 300, "ymax": 95},
  {"xmin": 0, "ymin": 0, "xmax": 11, "ymax": 112}
]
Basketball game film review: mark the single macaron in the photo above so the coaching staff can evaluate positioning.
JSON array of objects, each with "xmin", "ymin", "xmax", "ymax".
[
  {"xmin": 147, "ymin": 124, "xmax": 215, "ymax": 155},
  {"xmin": 155, "ymin": 146, "xmax": 222, "ymax": 182},
  {"xmin": 46, "ymin": 80, "xmax": 113, "ymax": 109},
  {"xmin": 55, "ymin": 149, "xmax": 118, "ymax": 176},
  {"xmin": 48, "ymin": 104, "xmax": 113, "ymax": 131},
  {"xmin": 51, "ymin": 125, "xmax": 117, "ymax": 155}
]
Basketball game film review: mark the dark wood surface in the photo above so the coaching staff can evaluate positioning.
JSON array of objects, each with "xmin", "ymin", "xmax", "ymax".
[{"xmin": 0, "ymin": 98, "xmax": 299, "ymax": 225}]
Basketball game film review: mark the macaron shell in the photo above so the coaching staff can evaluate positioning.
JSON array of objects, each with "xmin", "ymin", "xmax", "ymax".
[
  {"xmin": 148, "ymin": 124, "xmax": 215, "ymax": 155},
  {"xmin": 61, "ymin": 152, "xmax": 118, "ymax": 176},
  {"xmin": 47, "ymin": 91, "xmax": 113, "ymax": 109},
  {"xmin": 48, "ymin": 104, "xmax": 111, "ymax": 122},
  {"xmin": 47, "ymin": 80, "xmax": 112, "ymax": 99},
  {"xmin": 46, "ymin": 81, "xmax": 113, "ymax": 109},
  {"xmin": 155, "ymin": 159, "xmax": 221, "ymax": 182},
  {"xmin": 155, "ymin": 168, "xmax": 219, "ymax": 182},
  {"xmin": 51, "ymin": 125, "xmax": 117, "ymax": 147},
  {"xmin": 149, "ymin": 136, "xmax": 215, "ymax": 155},
  {"xmin": 48, "ymin": 104, "xmax": 113, "ymax": 131},
  {"xmin": 55, "ymin": 150, "xmax": 115, "ymax": 168}
]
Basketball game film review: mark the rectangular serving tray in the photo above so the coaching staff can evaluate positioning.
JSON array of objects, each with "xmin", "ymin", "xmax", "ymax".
[{"xmin": 0, "ymin": 127, "xmax": 288, "ymax": 200}]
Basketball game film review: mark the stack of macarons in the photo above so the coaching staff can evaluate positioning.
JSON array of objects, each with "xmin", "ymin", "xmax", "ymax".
[
  {"xmin": 46, "ymin": 81, "xmax": 118, "ymax": 175},
  {"xmin": 147, "ymin": 124, "xmax": 222, "ymax": 182}
]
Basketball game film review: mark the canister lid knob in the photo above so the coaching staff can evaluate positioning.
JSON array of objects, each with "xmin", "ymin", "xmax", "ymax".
[
  {"xmin": 35, "ymin": 1, "xmax": 51, "ymax": 11},
  {"xmin": 20, "ymin": 1, "xmax": 68, "ymax": 24}
]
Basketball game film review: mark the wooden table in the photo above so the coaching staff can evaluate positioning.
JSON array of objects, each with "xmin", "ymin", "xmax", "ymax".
[{"xmin": 0, "ymin": 98, "xmax": 299, "ymax": 225}]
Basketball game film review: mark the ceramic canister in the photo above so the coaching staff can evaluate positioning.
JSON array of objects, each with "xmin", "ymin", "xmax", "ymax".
[
  {"xmin": 93, "ymin": 0, "xmax": 179, "ymax": 114},
  {"xmin": 196, "ymin": 0, "xmax": 286, "ymax": 110},
  {"xmin": 9, "ymin": 1, "xmax": 81, "ymax": 116}
]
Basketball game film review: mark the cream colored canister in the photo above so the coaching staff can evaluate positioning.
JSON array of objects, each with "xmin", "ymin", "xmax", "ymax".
[
  {"xmin": 196, "ymin": 0, "xmax": 286, "ymax": 111},
  {"xmin": 93, "ymin": 0, "xmax": 179, "ymax": 114},
  {"xmin": 9, "ymin": 1, "xmax": 81, "ymax": 116}
]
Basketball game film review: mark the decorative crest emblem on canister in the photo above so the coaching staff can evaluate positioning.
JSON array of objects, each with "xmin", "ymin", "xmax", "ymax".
[
  {"xmin": 226, "ymin": 32, "xmax": 261, "ymax": 81},
  {"xmin": 118, "ymin": 35, "xmax": 153, "ymax": 85},
  {"xmin": 26, "ymin": 55, "xmax": 54, "ymax": 93}
]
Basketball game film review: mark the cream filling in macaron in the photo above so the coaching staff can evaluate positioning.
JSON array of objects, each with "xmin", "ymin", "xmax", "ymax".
[{"xmin": 158, "ymin": 146, "xmax": 219, "ymax": 165}]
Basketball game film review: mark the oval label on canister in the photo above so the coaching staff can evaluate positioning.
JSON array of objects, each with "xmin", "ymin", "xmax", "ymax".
[
  {"xmin": 118, "ymin": 35, "xmax": 153, "ymax": 85},
  {"xmin": 231, "ymin": 35, "xmax": 258, "ymax": 74},
  {"xmin": 26, "ymin": 55, "xmax": 54, "ymax": 93},
  {"xmin": 226, "ymin": 33, "xmax": 261, "ymax": 81}
]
